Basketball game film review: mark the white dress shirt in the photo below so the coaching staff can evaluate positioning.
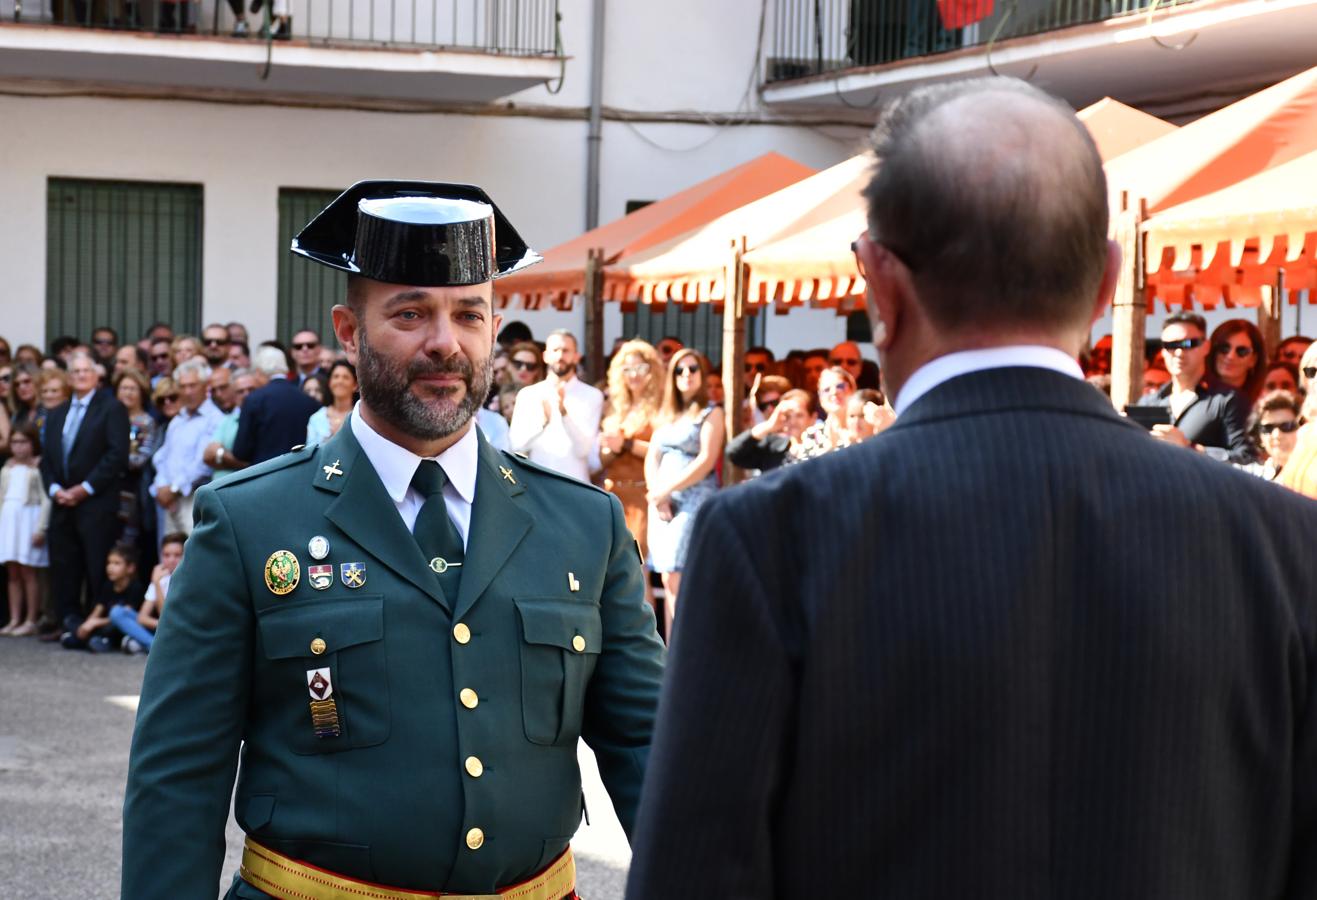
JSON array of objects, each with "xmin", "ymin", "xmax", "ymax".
[
  {"xmin": 350, "ymin": 405, "xmax": 477, "ymax": 547},
  {"xmin": 895, "ymin": 345, "xmax": 1085, "ymax": 416},
  {"xmin": 507, "ymin": 376, "xmax": 603, "ymax": 482}
]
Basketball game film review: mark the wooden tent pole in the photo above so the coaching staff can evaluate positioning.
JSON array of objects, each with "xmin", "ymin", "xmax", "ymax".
[
  {"xmin": 721, "ymin": 237, "xmax": 748, "ymax": 486},
  {"xmin": 1110, "ymin": 195, "xmax": 1147, "ymax": 410},
  {"xmin": 1259, "ymin": 268, "xmax": 1284, "ymax": 356},
  {"xmin": 583, "ymin": 247, "xmax": 606, "ymax": 384}
]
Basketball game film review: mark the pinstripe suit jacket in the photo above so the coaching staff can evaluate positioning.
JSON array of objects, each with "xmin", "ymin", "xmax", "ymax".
[{"xmin": 626, "ymin": 366, "xmax": 1317, "ymax": 900}]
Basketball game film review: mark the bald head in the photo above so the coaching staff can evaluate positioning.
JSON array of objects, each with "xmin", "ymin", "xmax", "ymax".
[{"xmin": 863, "ymin": 78, "xmax": 1108, "ymax": 335}]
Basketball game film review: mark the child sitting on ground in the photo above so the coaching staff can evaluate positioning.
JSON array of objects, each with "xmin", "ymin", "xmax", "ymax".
[
  {"xmin": 111, "ymin": 531, "xmax": 185, "ymax": 655},
  {"xmin": 62, "ymin": 543, "xmax": 145, "ymax": 653}
]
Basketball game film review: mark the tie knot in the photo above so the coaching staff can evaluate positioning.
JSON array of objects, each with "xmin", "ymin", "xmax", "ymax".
[{"xmin": 410, "ymin": 460, "xmax": 447, "ymax": 497}]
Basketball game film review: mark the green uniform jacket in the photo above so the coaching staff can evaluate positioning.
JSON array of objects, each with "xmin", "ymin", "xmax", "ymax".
[{"xmin": 122, "ymin": 421, "xmax": 665, "ymax": 897}]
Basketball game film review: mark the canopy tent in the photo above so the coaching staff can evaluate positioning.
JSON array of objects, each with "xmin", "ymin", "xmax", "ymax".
[
  {"xmin": 1142, "ymin": 147, "xmax": 1317, "ymax": 308},
  {"xmin": 1106, "ymin": 63, "xmax": 1317, "ymax": 217},
  {"xmin": 733, "ymin": 99, "xmax": 1176, "ymax": 312},
  {"xmin": 601, "ymin": 154, "xmax": 872, "ymax": 305},
  {"xmin": 493, "ymin": 152, "xmax": 815, "ymax": 309},
  {"xmin": 1076, "ymin": 98, "xmax": 1177, "ymax": 163}
]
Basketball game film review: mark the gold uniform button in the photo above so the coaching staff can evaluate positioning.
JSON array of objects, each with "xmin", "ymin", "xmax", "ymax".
[
  {"xmin": 465, "ymin": 827, "xmax": 484, "ymax": 850},
  {"xmin": 572, "ymin": 635, "xmax": 586, "ymax": 653},
  {"xmin": 310, "ymin": 638, "xmax": 327, "ymax": 655},
  {"xmin": 459, "ymin": 688, "xmax": 479, "ymax": 709},
  {"xmin": 453, "ymin": 623, "xmax": 471, "ymax": 645},
  {"xmin": 464, "ymin": 756, "xmax": 483, "ymax": 778}
]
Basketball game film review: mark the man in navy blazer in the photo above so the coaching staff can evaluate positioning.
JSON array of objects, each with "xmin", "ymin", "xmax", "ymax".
[
  {"xmin": 627, "ymin": 78, "xmax": 1317, "ymax": 899},
  {"xmin": 38, "ymin": 353, "xmax": 130, "ymax": 631},
  {"xmin": 233, "ymin": 345, "xmax": 322, "ymax": 465}
]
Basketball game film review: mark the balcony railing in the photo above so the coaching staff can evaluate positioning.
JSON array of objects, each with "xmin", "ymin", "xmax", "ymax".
[
  {"xmin": 767, "ymin": 0, "xmax": 1202, "ymax": 82},
  {"xmin": 3, "ymin": 0, "xmax": 560, "ymax": 55}
]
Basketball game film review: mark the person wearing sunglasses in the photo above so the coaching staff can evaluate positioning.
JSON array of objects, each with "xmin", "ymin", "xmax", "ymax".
[
  {"xmin": 89, "ymin": 326, "xmax": 119, "ymax": 369},
  {"xmin": 726, "ymin": 387, "xmax": 814, "ymax": 474},
  {"xmin": 200, "ymin": 323, "xmax": 232, "ymax": 369},
  {"xmin": 597, "ymin": 339, "xmax": 664, "ymax": 616},
  {"xmin": 1240, "ymin": 390, "xmax": 1303, "ymax": 481},
  {"xmin": 1136, "ymin": 311, "xmax": 1253, "ymax": 463},
  {"xmin": 1207, "ymin": 319, "xmax": 1267, "ymax": 404},
  {"xmin": 798, "ymin": 365, "xmax": 856, "ymax": 460},
  {"xmin": 289, "ymin": 329, "xmax": 325, "ymax": 385},
  {"xmin": 645, "ymin": 348, "xmax": 724, "ymax": 637},
  {"xmin": 506, "ymin": 340, "xmax": 544, "ymax": 387},
  {"xmin": 629, "ymin": 77, "xmax": 1317, "ymax": 900},
  {"xmin": 147, "ymin": 339, "xmax": 174, "ymax": 384},
  {"xmin": 1298, "ymin": 339, "xmax": 1317, "ymax": 397},
  {"xmin": 742, "ymin": 345, "xmax": 775, "ymax": 390}
]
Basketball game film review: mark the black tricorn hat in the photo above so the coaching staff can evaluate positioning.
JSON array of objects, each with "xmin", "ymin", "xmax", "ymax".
[{"xmin": 290, "ymin": 180, "xmax": 540, "ymax": 286}]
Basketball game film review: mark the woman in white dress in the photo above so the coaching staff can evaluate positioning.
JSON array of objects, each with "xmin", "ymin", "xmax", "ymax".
[{"xmin": 0, "ymin": 424, "xmax": 50, "ymax": 636}]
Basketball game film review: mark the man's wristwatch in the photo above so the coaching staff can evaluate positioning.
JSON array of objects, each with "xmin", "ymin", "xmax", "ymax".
[{"xmin": 215, "ymin": 447, "xmax": 225, "ymax": 466}]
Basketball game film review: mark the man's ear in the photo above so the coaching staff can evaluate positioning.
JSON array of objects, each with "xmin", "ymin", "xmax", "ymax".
[
  {"xmin": 331, "ymin": 305, "xmax": 359, "ymax": 366},
  {"xmin": 1089, "ymin": 239, "xmax": 1122, "ymax": 329},
  {"xmin": 862, "ymin": 242, "xmax": 904, "ymax": 351}
]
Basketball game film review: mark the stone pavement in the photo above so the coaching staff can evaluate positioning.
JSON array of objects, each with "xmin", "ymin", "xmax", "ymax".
[{"xmin": 0, "ymin": 637, "xmax": 630, "ymax": 899}]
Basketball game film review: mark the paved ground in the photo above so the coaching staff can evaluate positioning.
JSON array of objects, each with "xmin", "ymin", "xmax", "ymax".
[{"xmin": 0, "ymin": 637, "xmax": 631, "ymax": 899}]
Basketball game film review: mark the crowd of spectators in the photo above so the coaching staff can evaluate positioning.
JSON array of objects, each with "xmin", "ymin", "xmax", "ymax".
[{"xmin": 0, "ymin": 312, "xmax": 1310, "ymax": 647}]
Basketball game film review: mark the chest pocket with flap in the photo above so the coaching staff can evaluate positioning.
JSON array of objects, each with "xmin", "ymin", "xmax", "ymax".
[
  {"xmin": 257, "ymin": 594, "xmax": 389, "ymax": 754},
  {"xmin": 516, "ymin": 596, "xmax": 602, "ymax": 746}
]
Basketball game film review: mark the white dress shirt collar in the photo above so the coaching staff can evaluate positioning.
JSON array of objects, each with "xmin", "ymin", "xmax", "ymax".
[
  {"xmin": 895, "ymin": 345, "xmax": 1085, "ymax": 416},
  {"xmin": 350, "ymin": 403, "xmax": 479, "ymax": 506}
]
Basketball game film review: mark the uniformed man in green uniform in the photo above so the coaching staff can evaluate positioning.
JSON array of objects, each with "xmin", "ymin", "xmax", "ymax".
[{"xmin": 122, "ymin": 181, "xmax": 666, "ymax": 900}]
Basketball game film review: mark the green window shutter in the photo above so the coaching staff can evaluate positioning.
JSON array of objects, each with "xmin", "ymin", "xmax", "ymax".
[
  {"xmin": 277, "ymin": 188, "xmax": 347, "ymax": 345},
  {"xmin": 46, "ymin": 178, "xmax": 202, "ymax": 346}
]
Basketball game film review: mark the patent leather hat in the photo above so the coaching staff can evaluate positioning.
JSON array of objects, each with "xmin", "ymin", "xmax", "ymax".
[{"xmin": 291, "ymin": 180, "xmax": 541, "ymax": 286}]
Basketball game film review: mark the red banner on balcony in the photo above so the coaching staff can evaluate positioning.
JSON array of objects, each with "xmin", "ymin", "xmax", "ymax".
[{"xmin": 937, "ymin": 0, "xmax": 994, "ymax": 29}]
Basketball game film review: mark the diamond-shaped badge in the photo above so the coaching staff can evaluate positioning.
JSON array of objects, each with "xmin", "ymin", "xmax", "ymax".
[{"xmin": 306, "ymin": 667, "xmax": 333, "ymax": 700}]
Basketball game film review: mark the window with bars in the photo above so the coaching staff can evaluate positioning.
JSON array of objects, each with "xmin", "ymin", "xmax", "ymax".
[
  {"xmin": 46, "ymin": 178, "xmax": 202, "ymax": 347},
  {"xmin": 277, "ymin": 188, "xmax": 347, "ymax": 345}
]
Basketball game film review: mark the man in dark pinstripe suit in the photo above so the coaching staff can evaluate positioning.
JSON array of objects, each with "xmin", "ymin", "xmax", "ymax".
[{"xmin": 627, "ymin": 77, "xmax": 1317, "ymax": 899}]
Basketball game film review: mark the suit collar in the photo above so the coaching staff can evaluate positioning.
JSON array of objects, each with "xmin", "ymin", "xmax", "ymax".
[
  {"xmin": 892, "ymin": 366, "xmax": 1128, "ymax": 431},
  {"xmin": 895, "ymin": 346, "xmax": 1085, "ymax": 415}
]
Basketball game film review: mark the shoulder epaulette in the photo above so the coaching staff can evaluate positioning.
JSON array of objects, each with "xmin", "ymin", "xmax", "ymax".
[
  {"xmin": 501, "ymin": 450, "xmax": 609, "ymax": 496},
  {"xmin": 212, "ymin": 444, "xmax": 318, "ymax": 490}
]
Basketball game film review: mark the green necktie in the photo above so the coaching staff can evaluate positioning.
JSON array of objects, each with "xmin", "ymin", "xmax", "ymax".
[{"xmin": 410, "ymin": 460, "xmax": 464, "ymax": 590}]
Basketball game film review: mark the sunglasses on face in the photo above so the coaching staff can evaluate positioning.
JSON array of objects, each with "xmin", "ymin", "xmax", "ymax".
[
  {"xmin": 1304, "ymin": 366, "xmax": 1317, "ymax": 380},
  {"xmin": 1214, "ymin": 342, "xmax": 1254, "ymax": 359},
  {"xmin": 158, "ymin": 394, "xmax": 179, "ymax": 403},
  {"xmin": 744, "ymin": 362, "xmax": 767, "ymax": 374},
  {"xmin": 757, "ymin": 397, "xmax": 780, "ymax": 413},
  {"xmin": 1162, "ymin": 337, "xmax": 1205, "ymax": 352},
  {"xmin": 674, "ymin": 364, "xmax": 700, "ymax": 376},
  {"xmin": 292, "ymin": 342, "xmax": 319, "ymax": 351},
  {"xmin": 203, "ymin": 338, "xmax": 227, "ymax": 347},
  {"xmin": 0, "ymin": 375, "xmax": 10, "ymax": 383},
  {"xmin": 511, "ymin": 359, "xmax": 539, "ymax": 371},
  {"xmin": 622, "ymin": 364, "xmax": 651, "ymax": 377},
  {"xmin": 1259, "ymin": 420, "xmax": 1300, "ymax": 434}
]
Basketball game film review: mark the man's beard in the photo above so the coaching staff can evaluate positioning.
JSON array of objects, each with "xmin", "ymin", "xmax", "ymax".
[
  {"xmin": 356, "ymin": 324, "xmax": 492, "ymax": 441},
  {"xmin": 549, "ymin": 359, "xmax": 574, "ymax": 378}
]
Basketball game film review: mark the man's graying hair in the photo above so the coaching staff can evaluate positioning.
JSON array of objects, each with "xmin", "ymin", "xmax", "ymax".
[{"xmin": 863, "ymin": 77, "xmax": 1109, "ymax": 333}]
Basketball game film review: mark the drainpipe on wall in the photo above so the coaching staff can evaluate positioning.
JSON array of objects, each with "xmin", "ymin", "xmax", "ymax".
[
  {"xmin": 583, "ymin": 0, "xmax": 607, "ymax": 382},
  {"xmin": 585, "ymin": 0, "xmax": 606, "ymax": 230}
]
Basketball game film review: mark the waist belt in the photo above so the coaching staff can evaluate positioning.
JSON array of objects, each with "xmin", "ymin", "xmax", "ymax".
[{"xmin": 240, "ymin": 837, "xmax": 575, "ymax": 900}]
